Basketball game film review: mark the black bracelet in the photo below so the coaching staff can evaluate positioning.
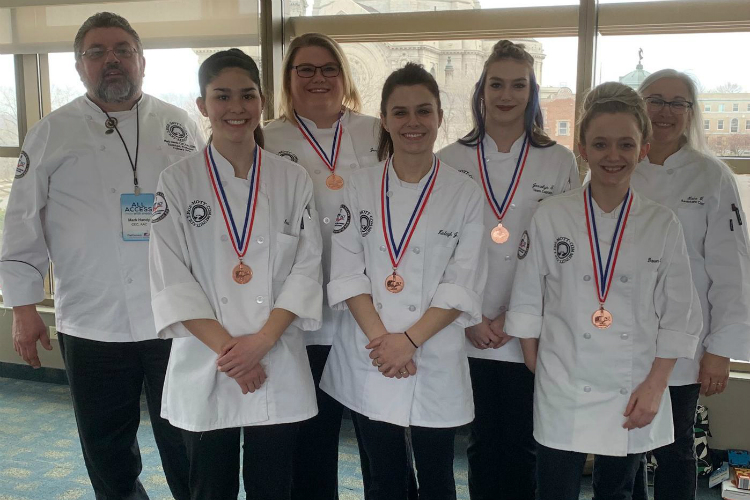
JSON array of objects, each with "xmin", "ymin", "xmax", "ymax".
[{"xmin": 404, "ymin": 331, "xmax": 418, "ymax": 349}]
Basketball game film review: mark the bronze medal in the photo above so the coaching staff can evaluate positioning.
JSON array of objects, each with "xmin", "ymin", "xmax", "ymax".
[
  {"xmin": 385, "ymin": 272, "xmax": 405, "ymax": 293},
  {"xmin": 326, "ymin": 174, "xmax": 344, "ymax": 190},
  {"xmin": 232, "ymin": 262, "xmax": 253, "ymax": 284},
  {"xmin": 491, "ymin": 222, "xmax": 510, "ymax": 244},
  {"xmin": 592, "ymin": 307, "xmax": 613, "ymax": 329}
]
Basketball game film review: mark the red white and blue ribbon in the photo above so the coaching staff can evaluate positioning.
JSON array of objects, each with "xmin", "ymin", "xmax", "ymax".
[
  {"xmin": 381, "ymin": 155, "xmax": 440, "ymax": 270},
  {"xmin": 583, "ymin": 185, "xmax": 633, "ymax": 305},
  {"xmin": 204, "ymin": 144, "xmax": 261, "ymax": 261},
  {"xmin": 295, "ymin": 110, "xmax": 343, "ymax": 175},
  {"xmin": 476, "ymin": 134, "xmax": 530, "ymax": 223}
]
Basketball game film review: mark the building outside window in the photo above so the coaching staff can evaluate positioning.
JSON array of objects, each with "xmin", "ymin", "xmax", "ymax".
[
  {"xmin": 557, "ymin": 120, "xmax": 570, "ymax": 136},
  {"xmin": 704, "ymin": 119, "xmax": 710, "ymax": 130},
  {"xmin": 719, "ymin": 120, "xmax": 725, "ymax": 130}
]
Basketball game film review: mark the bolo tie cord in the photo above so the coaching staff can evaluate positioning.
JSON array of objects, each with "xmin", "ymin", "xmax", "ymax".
[{"xmin": 104, "ymin": 103, "xmax": 141, "ymax": 195}]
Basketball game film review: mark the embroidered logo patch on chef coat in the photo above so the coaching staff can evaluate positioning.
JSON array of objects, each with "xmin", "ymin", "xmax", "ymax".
[
  {"xmin": 15, "ymin": 151, "xmax": 30, "ymax": 179},
  {"xmin": 164, "ymin": 122, "xmax": 196, "ymax": 153},
  {"xmin": 277, "ymin": 151, "xmax": 299, "ymax": 163},
  {"xmin": 333, "ymin": 204, "xmax": 351, "ymax": 234},
  {"xmin": 458, "ymin": 169, "xmax": 474, "ymax": 179},
  {"xmin": 518, "ymin": 230, "xmax": 530, "ymax": 260},
  {"xmin": 554, "ymin": 236, "xmax": 575, "ymax": 263},
  {"xmin": 187, "ymin": 200, "xmax": 212, "ymax": 227},
  {"xmin": 152, "ymin": 192, "xmax": 169, "ymax": 223},
  {"xmin": 359, "ymin": 210, "xmax": 374, "ymax": 237}
]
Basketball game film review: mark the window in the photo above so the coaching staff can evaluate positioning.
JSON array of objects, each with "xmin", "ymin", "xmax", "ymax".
[
  {"xmin": 0, "ymin": 54, "xmax": 18, "ymax": 148},
  {"xmin": 733, "ymin": 103, "xmax": 739, "ymax": 112},
  {"xmin": 340, "ymin": 37, "xmax": 577, "ymax": 150},
  {"xmin": 286, "ymin": 0, "xmax": 578, "ymax": 17},
  {"xmin": 747, "ymin": 104, "xmax": 750, "ymax": 112},
  {"xmin": 718, "ymin": 120, "xmax": 724, "ymax": 130},
  {"xmin": 731, "ymin": 118, "xmax": 739, "ymax": 133},
  {"xmin": 557, "ymin": 120, "xmax": 570, "ymax": 136},
  {"xmin": 704, "ymin": 120, "xmax": 710, "ymax": 130},
  {"xmin": 704, "ymin": 105, "xmax": 711, "ymax": 112},
  {"xmin": 718, "ymin": 104, "xmax": 725, "ymax": 112},
  {"xmin": 746, "ymin": 120, "xmax": 750, "ymax": 130}
]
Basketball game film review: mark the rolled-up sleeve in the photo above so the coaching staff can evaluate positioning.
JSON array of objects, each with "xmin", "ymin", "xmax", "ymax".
[
  {"xmin": 506, "ymin": 215, "xmax": 546, "ymax": 339},
  {"xmin": 0, "ymin": 122, "xmax": 52, "ymax": 306},
  {"xmin": 654, "ymin": 217, "xmax": 702, "ymax": 359},
  {"xmin": 702, "ymin": 169, "xmax": 750, "ymax": 361},
  {"xmin": 149, "ymin": 172, "xmax": 215, "ymax": 338},
  {"xmin": 429, "ymin": 182, "xmax": 486, "ymax": 328},
  {"xmin": 274, "ymin": 174, "xmax": 324, "ymax": 331},
  {"xmin": 327, "ymin": 179, "xmax": 372, "ymax": 309}
]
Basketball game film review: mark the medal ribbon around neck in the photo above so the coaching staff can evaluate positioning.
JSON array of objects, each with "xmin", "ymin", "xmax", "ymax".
[
  {"xmin": 294, "ymin": 110, "xmax": 343, "ymax": 175},
  {"xmin": 476, "ymin": 134, "xmax": 530, "ymax": 224},
  {"xmin": 204, "ymin": 144, "xmax": 261, "ymax": 262},
  {"xmin": 381, "ymin": 155, "xmax": 440, "ymax": 272},
  {"xmin": 584, "ymin": 185, "xmax": 633, "ymax": 306}
]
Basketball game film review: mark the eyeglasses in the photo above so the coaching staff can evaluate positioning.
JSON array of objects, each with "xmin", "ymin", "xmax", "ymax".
[
  {"xmin": 292, "ymin": 64, "xmax": 341, "ymax": 78},
  {"xmin": 80, "ymin": 46, "xmax": 139, "ymax": 61},
  {"xmin": 644, "ymin": 96, "xmax": 693, "ymax": 115}
]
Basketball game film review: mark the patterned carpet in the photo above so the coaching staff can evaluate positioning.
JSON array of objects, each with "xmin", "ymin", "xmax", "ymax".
[{"xmin": 0, "ymin": 377, "xmax": 720, "ymax": 499}]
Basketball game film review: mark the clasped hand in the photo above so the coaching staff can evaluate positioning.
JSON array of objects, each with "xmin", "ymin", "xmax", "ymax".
[
  {"xmin": 367, "ymin": 333, "xmax": 417, "ymax": 379},
  {"xmin": 217, "ymin": 333, "xmax": 274, "ymax": 394}
]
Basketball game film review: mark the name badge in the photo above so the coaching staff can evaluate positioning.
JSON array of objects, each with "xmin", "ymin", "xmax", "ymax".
[{"xmin": 121, "ymin": 193, "xmax": 155, "ymax": 241}]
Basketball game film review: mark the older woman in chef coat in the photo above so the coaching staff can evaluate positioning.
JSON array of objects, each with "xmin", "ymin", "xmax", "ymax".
[
  {"xmin": 320, "ymin": 63, "xmax": 487, "ymax": 500},
  {"xmin": 263, "ymin": 33, "xmax": 381, "ymax": 500},
  {"xmin": 506, "ymin": 81, "xmax": 703, "ymax": 500},
  {"xmin": 149, "ymin": 49, "xmax": 323, "ymax": 500}
]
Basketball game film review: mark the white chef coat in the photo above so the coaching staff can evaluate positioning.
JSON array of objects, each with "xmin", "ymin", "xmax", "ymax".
[
  {"xmin": 506, "ymin": 186, "xmax": 702, "ymax": 456},
  {"xmin": 0, "ymin": 94, "xmax": 204, "ymax": 342},
  {"xmin": 437, "ymin": 135, "xmax": 580, "ymax": 362},
  {"xmin": 264, "ymin": 110, "xmax": 380, "ymax": 346},
  {"xmin": 631, "ymin": 147, "xmax": 750, "ymax": 385},
  {"xmin": 320, "ymin": 159, "xmax": 488, "ymax": 428},
  {"xmin": 149, "ymin": 145, "xmax": 323, "ymax": 432}
]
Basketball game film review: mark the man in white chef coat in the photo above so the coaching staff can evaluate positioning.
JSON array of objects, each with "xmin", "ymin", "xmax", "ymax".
[{"xmin": 0, "ymin": 12, "xmax": 203, "ymax": 500}]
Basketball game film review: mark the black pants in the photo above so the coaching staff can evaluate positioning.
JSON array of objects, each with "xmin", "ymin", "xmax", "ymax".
[
  {"xmin": 467, "ymin": 358, "xmax": 536, "ymax": 500},
  {"xmin": 353, "ymin": 412, "xmax": 457, "ymax": 500},
  {"xmin": 182, "ymin": 423, "xmax": 299, "ymax": 500},
  {"xmin": 632, "ymin": 383, "xmax": 701, "ymax": 500},
  {"xmin": 291, "ymin": 345, "xmax": 344, "ymax": 500},
  {"xmin": 537, "ymin": 443, "xmax": 645, "ymax": 500},
  {"xmin": 58, "ymin": 333, "xmax": 190, "ymax": 500}
]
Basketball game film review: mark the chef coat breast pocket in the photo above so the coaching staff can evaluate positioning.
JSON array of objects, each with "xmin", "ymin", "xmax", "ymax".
[
  {"xmin": 272, "ymin": 232, "xmax": 300, "ymax": 281},
  {"xmin": 428, "ymin": 242, "xmax": 456, "ymax": 275},
  {"xmin": 676, "ymin": 207, "xmax": 707, "ymax": 250}
]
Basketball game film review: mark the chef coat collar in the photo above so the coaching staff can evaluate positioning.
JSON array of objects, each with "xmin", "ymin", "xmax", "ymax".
[
  {"xmin": 208, "ymin": 142, "xmax": 257, "ymax": 183},
  {"xmin": 295, "ymin": 107, "xmax": 350, "ymax": 132},
  {"xmin": 83, "ymin": 93, "xmax": 145, "ymax": 117},
  {"xmin": 388, "ymin": 155, "xmax": 436, "ymax": 190},
  {"xmin": 643, "ymin": 144, "xmax": 693, "ymax": 171},
  {"xmin": 483, "ymin": 132, "xmax": 526, "ymax": 158},
  {"xmin": 584, "ymin": 181, "xmax": 631, "ymax": 219}
]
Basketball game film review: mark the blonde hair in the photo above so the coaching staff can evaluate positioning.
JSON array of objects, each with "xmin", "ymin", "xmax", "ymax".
[
  {"xmin": 638, "ymin": 69, "xmax": 710, "ymax": 155},
  {"xmin": 279, "ymin": 33, "xmax": 362, "ymax": 122},
  {"xmin": 577, "ymin": 82, "xmax": 652, "ymax": 146}
]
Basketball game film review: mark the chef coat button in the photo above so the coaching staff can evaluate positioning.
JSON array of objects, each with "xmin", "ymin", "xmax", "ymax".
[
  {"xmin": 505, "ymin": 255, "xmax": 511, "ymax": 261},
  {"xmin": 100, "ymin": 145, "xmax": 106, "ymax": 151},
  {"xmin": 413, "ymin": 247, "xmax": 420, "ymax": 254},
  {"xmin": 408, "ymin": 305, "xmax": 416, "ymax": 312},
  {"xmin": 376, "ymin": 303, "xmax": 383, "ymax": 310},
  {"xmin": 221, "ymin": 235, "xmax": 228, "ymax": 242},
  {"xmin": 583, "ymin": 275, "xmax": 591, "ymax": 281},
  {"xmin": 621, "ymin": 333, "xmax": 629, "ymax": 340},
  {"xmin": 620, "ymin": 276, "xmax": 628, "ymax": 283},
  {"xmin": 149, "ymin": 112, "xmax": 156, "ymax": 117},
  {"xmin": 86, "ymin": 115, "xmax": 92, "ymax": 120},
  {"xmin": 667, "ymin": 169, "xmax": 674, "ymax": 175},
  {"xmin": 620, "ymin": 388, "xmax": 629, "ymax": 395},
  {"xmin": 583, "ymin": 332, "xmax": 591, "ymax": 339},
  {"xmin": 387, "ymin": 190, "xmax": 394, "ymax": 197},
  {"xmin": 256, "ymin": 296, "xmax": 264, "ymax": 304},
  {"xmin": 499, "ymin": 305, "xmax": 507, "ymax": 312},
  {"xmin": 257, "ymin": 236, "xmax": 264, "ymax": 244},
  {"xmin": 584, "ymin": 386, "xmax": 592, "ymax": 393},
  {"xmin": 510, "ymin": 203, "xmax": 516, "ymax": 209},
  {"xmin": 315, "ymin": 169, "xmax": 321, "ymax": 175},
  {"xmin": 350, "ymin": 163, "xmax": 357, "ymax": 168},
  {"xmin": 323, "ymin": 217, "xmax": 331, "ymax": 224},
  {"xmin": 110, "ymin": 188, "xmax": 116, "ymax": 194},
  {"xmin": 126, "ymin": 278, "xmax": 133, "ymax": 284},
  {"xmin": 157, "ymin": 146, "xmax": 162, "ymax": 151},
  {"xmin": 379, "ymin": 245, "xmax": 386, "ymax": 252},
  {"xmin": 221, "ymin": 297, "xmax": 228, "ymax": 304}
]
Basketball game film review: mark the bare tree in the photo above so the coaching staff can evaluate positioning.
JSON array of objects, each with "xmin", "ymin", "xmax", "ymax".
[
  {"xmin": 0, "ymin": 85, "xmax": 19, "ymax": 147},
  {"xmin": 710, "ymin": 82, "xmax": 744, "ymax": 93}
]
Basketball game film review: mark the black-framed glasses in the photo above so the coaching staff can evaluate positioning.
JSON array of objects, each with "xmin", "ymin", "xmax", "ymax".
[
  {"xmin": 292, "ymin": 64, "xmax": 341, "ymax": 78},
  {"xmin": 644, "ymin": 96, "xmax": 693, "ymax": 115},
  {"xmin": 80, "ymin": 46, "xmax": 139, "ymax": 61}
]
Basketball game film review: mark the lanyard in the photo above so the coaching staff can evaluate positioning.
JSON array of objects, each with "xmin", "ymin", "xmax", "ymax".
[{"xmin": 103, "ymin": 103, "xmax": 141, "ymax": 195}]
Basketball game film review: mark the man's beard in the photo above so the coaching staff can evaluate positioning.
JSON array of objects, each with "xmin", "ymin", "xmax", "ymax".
[{"xmin": 89, "ymin": 63, "xmax": 141, "ymax": 103}]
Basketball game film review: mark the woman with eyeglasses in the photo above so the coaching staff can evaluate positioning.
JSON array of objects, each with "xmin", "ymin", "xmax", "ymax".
[
  {"xmin": 623, "ymin": 69, "xmax": 750, "ymax": 500},
  {"xmin": 263, "ymin": 33, "xmax": 381, "ymax": 500}
]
